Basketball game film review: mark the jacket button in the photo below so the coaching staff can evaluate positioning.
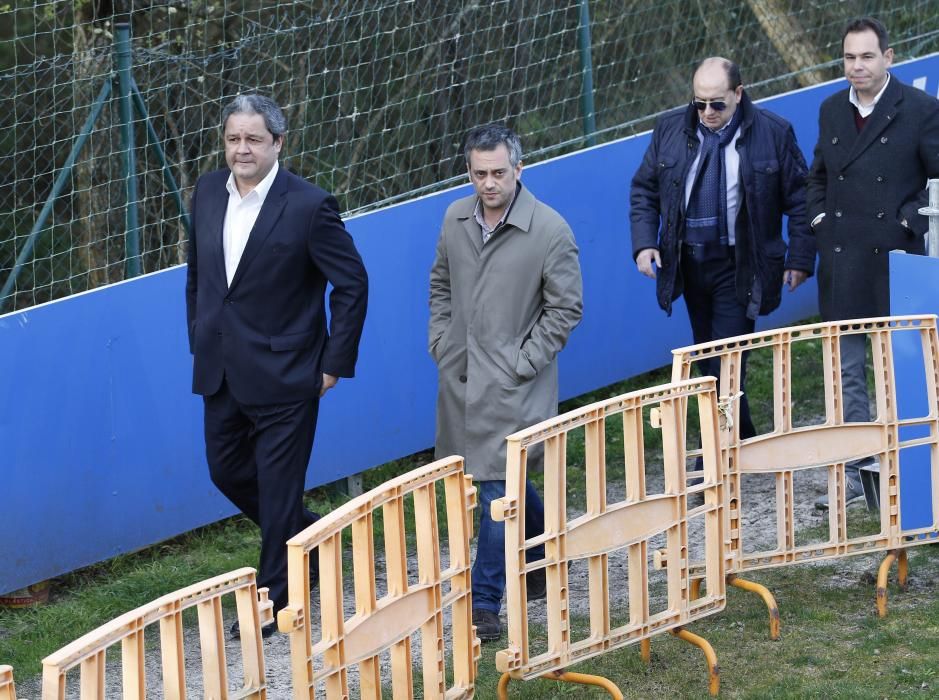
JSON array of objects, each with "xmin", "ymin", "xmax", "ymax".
[
  {"xmin": 873, "ymin": 248, "xmax": 880, "ymax": 254},
  {"xmin": 880, "ymin": 136, "xmax": 888, "ymax": 144},
  {"xmin": 834, "ymin": 246, "xmax": 842, "ymax": 253},
  {"xmin": 876, "ymin": 211, "xmax": 885, "ymax": 218},
  {"xmin": 831, "ymin": 137, "xmax": 839, "ymax": 144},
  {"xmin": 835, "ymin": 210, "xmax": 842, "ymax": 217},
  {"xmin": 217, "ymin": 330, "xmax": 223, "ymax": 336},
  {"xmin": 837, "ymin": 174, "xmax": 844, "ymax": 181},
  {"xmin": 876, "ymin": 175, "xmax": 884, "ymax": 182},
  {"xmin": 459, "ymin": 375, "xmax": 467, "ymax": 383}
]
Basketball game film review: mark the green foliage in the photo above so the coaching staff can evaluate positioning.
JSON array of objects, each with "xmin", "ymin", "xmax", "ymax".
[{"xmin": 3, "ymin": 2, "xmax": 939, "ymax": 311}]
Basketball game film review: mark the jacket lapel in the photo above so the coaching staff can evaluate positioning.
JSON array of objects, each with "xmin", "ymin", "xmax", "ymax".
[
  {"xmin": 202, "ymin": 174, "xmax": 229, "ymax": 284},
  {"xmin": 227, "ymin": 167, "xmax": 288, "ymax": 292},
  {"xmin": 840, "ymin": 78, "xmax": 902, "ymax": 171},
  {"xmin": 505, "ymin": 184, "xmax": 535, "ymax": 233},
  {"xmin": 456, "ymin": 196, "xmax": 483, "ymax": 256}
]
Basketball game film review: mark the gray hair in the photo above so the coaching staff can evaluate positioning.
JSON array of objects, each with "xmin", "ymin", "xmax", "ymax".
[
  {"xmin": 221, "ymin": 93, "xmax": 287, "ymax": 139},
  {"xmin": 463, "ymin": 123, "xmax": 522, "ymax": 168}
]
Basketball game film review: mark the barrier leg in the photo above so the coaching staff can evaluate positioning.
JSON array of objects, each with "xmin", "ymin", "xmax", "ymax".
[
  {"xmin": 498, "ymin": 670, "xmax": 624, "ymax": 699},
  {"xmin": 898, "ymin": 548, "xmax": 909, "ymax": 590},
  {"xmin": 729, "ymin": 574, "xmax": 780, "ymax": 640},
  {"xmin": 876, "ymin": 548, "xmax": 908, "ymax": 617},
  {"xmin": 670, "ymin": 626, "xmax": 720, "ymax": 696},
  {"xmin": 497, "ymin": 672, "xmax": 511, "ymax": 698},
  {"xmin": 640, "ymin": 638, "xmax": 651, "ymax": 663}
]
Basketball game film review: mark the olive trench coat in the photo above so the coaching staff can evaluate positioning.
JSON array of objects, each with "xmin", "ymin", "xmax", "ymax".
[{"xmin": 428, "ymin": 184, "xmax": 583, "ymax": 481}]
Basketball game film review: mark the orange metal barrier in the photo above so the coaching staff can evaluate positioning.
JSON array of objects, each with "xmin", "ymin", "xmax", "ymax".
[
  {"xmin": 277, "ymin": 455, "xmax": 480, "ymax": 699},
  {"xmin": 493, "ymin": 378, "xmax": 727, "ymax": 696},
  {"xmin": 40, "ymin": 568, "xmax": 272, "ymax": 699}
]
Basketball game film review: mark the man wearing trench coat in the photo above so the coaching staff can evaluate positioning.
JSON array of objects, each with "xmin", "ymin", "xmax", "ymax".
[
  {"xmin": 807, "ymin": 17, "xmax": 939, "ymax": 508},
  {"xmin": 429, "ymin": 123, "xmax": 583, "ymax": 641}
]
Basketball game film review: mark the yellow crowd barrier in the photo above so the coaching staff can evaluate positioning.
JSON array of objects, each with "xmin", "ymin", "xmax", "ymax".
[
  {"xmin": 277, "ymin": 455, "xmax": 480, "ymax": 699},
  {"xmin": 671, "ymin": 315, "xmax": 939, "ymax": 621},
  {"xmin": 40, "ymin": 568, "xmax": 272, "ymax": 699},
  {"xmin": 0, "ymin": 665, "xmax": 18, "ymax": 700},
  {"xmin": 493, "ymin": 378, "xmax": 727, "ymax": 697}
]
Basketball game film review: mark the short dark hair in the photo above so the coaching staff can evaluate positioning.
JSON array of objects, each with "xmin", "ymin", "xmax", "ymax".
[
  {"xmin": 692, "ymin": 57, "xmax": 742, "ymax": 90},
  {"xmin": 843, "ymin": 17, "xmax": 889, "ymax": 53},
  {"xmin": 462, "ymin": 123, "xmax": 522, "ymax": 168},
  {"xmin": 221, "ymin": 93, "xmax": 287, "ymax": 139}
]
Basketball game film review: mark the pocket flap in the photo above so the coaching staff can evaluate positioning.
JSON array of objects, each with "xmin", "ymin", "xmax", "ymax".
[{"xmin": 270, "ymin": 331, "xmax": 315, "ymax": 351}]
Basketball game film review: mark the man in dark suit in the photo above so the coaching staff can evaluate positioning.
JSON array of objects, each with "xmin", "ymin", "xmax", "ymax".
[
  {"xmin": 807, "ymin": 17, "xmax": 939, "ymax": 508},
  {"xmin": 185, "ymin": 94, "xmax": 368, "ymax": 634}
]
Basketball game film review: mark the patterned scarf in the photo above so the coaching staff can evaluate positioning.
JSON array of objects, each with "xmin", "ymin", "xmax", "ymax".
[{"xmin": 685, "ymin": 106, "xmax": 743, "ymax": 247}]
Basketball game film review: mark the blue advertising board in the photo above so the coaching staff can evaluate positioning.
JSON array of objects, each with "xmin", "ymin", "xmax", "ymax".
[{"xmin": 2, "ymin": 54, "xmax": 938, "ymax": 593}]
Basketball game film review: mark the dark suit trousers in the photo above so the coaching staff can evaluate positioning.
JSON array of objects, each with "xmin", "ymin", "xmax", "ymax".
[
  {"xmin": 682, "ymin": 250, "xmax": 757, "ymax": 440},
  {"xmin": 203, "ymin": 378, "xmax": 320, "ymax": 611}
]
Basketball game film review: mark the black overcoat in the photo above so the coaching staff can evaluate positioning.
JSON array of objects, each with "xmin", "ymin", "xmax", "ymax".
[{"xmin": 807, "ymin": 77, "xmax": 939, "ymax": 321}]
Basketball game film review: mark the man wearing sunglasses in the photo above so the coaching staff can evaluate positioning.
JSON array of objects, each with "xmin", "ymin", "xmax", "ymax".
[{"xmin": 630, "ymin": 57, "xmax": 814, "ymax": 445}]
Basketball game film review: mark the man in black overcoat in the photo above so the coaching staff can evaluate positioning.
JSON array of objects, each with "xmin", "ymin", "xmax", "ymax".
[{"xmin": 807, "ymin": 17, "xmax": 939, "ymax": 508}]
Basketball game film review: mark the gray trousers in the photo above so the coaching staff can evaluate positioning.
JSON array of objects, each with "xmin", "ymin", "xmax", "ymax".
[{"xmin": 840, "ymin": 333, "xmax": 873, "ymax": 488}]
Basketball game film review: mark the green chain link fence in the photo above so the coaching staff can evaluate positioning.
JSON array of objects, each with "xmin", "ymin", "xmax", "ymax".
[{"xmin": 1, "ymin": 0, "xmax": 937, "ymax": 312}]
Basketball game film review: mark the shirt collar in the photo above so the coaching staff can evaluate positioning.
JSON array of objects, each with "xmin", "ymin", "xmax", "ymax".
[
  {"xmin": 849, "ymin": 72, "xmax": 891, "ymax": 115},
  {"xmin": 226, "ymin": 160, "xmax": 280, "ymax": 203},
  {"xmin": 473, "ymin": 181, "xmax": 519, "ymax": 232}
]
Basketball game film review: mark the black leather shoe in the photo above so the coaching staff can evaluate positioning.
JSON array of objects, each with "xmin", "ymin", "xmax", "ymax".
[
  {"xmin": 472, "ymin": 608, "xmax": 502, "ymax": 642},
  {"xmin": 230, "ymin": 620, "xmax": 277, "ymax": 640},
  {"xmin": 526, "ymin": 567, "xmax": 546, "ymax": 600}
]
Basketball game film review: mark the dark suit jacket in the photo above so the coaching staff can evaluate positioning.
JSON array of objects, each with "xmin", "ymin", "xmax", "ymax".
[
  {"xmin": 185, "ymin": 166, "xmax": 368, "ymax": 404},
  {"xmin": 807, "ymin": 76, "xmax": 939, "ymax": 321}
]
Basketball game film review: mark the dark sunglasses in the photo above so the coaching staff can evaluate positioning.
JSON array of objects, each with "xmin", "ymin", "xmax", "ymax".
[{"xmin": 691, "ymin": 99, "xmax": 728, "ymax": 112}]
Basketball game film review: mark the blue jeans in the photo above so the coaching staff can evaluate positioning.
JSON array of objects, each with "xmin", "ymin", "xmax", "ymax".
[{"xmin": 472, "ymin": 479, "xmax": 545, "ymax": 614}]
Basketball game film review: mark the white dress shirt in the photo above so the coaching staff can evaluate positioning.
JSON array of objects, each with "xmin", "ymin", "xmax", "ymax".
[
  {"xmin": 223, "ymin": 161, "xmax": 279, "ymax": 286},
  {"xmin": 684, "ymin": 121, "xmax": 742, "ymax": 245},
  {"xmin": 849, "ymin": 72, "xmax": 891, "ymax": 118}
]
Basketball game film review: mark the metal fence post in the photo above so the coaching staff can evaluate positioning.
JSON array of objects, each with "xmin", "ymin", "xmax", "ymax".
[
  {"xmin": 115, "ymin": 22, "xmax": 141, "ymax": 278},
  {"xmin": 578, "ymin": 0, "xmax": 597, "ymax": 147},
  {"xmin": 918, "ymin": 178, "xmax": 939, "ymax": 258}
]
